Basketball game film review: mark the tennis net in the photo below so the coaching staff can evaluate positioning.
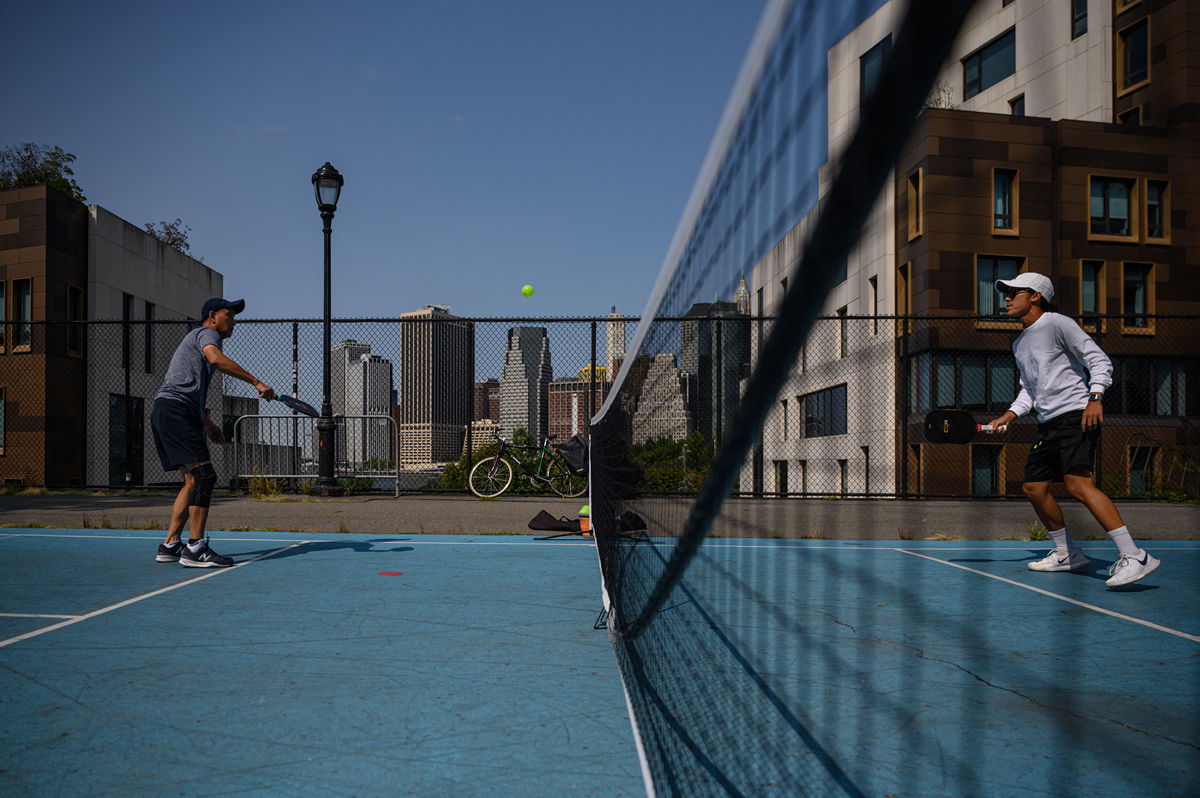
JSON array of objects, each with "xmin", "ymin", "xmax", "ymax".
[{"xmin": 589, "ymin": 0, "xmax": 981, "ymax": 794}]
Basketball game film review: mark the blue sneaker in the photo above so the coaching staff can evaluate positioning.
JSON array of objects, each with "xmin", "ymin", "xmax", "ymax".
[
  {"xmin": 179, "ymin": 539, "xmax": 234, "ymax": 568},
  {"xmin": 155, "ymin": 540, "xmax": 183, "ymax": 563}
]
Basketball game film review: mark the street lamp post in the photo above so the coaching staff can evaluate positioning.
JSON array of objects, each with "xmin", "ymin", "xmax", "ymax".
[{"xmin": 312, "ymin": 162, "xmax": 344, "ymax": 495}]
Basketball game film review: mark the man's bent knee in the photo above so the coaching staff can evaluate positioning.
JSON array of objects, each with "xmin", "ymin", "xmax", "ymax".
[
  {"xmin": 185, "ymin": 462, "xmax": 218, "ymax": 508},
  {"xmin": 1022, "ymin": 481, "xmax": 1050, "ymax": 499}
]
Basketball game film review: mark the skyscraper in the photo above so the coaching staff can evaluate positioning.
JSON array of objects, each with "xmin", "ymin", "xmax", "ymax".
[
  {"xmin": 499, "ymin": 327, "xmax": 552, "ymax": 440},
  {"xmin": 606, "ymin": 305, "xmax": 627, "ymax": 378},
  {"xmin": 345, "ymin": 352, "xmax": 394, "ymax": 465},
  {"xmin": 330, "ymin": 339, "xmax": 374, "ymax": 463},
  {"xmin": 398, "ymin": 305, "xmax": 474, "ymax": 466},
  {"xmin": 680, "ymin": 300, "xmax": 751, "ymax": 445},
  {"xmin": 330, "ymin": 340, "xmax": 372, "ymax": 416}
]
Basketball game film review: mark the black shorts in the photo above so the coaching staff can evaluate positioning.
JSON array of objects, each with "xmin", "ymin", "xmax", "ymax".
[
  {"xmin": 1023, "ymin": 409, "xmax": 1098, "ymax": 483},
  {"xmin": 150, "ymin": 398, "xmax": 209, "ymax": 472}
]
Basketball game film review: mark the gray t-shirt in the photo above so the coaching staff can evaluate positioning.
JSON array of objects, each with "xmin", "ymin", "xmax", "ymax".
[{"xmin": 155, "ymin": 326, "xmax": 222, "ymax": 415}]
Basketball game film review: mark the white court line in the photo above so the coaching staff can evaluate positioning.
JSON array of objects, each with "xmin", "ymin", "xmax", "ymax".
[
  {"xmin": 896, "ymin": 548, "xmax": 1200, "ymax": 643},
  {"xmin": 1, "ymin": 613, "xmax": 79, "ymax": 619},
  {"xmin": 4, "ymin": 531, "xmax": 596, "ymax": 547},
  {"xmin": 0, "ymin": 541, "xmax": 309, "ymax": 650}
]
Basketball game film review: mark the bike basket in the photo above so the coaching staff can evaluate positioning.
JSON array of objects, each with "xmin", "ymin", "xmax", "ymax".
[{"xmin": 553, "ymin": 433, "xmax": 588, "ymax": 477}]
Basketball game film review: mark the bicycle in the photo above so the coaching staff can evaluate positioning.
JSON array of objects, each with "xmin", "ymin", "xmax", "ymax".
[{"xmin": 468, "ymin": 434, "xmax": 587, "ymax": 499}]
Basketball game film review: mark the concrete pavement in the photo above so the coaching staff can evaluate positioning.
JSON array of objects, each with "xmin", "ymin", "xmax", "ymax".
[{"xmin": 0, "ymin": 492, "xmax": 1194, "ymax": 539}]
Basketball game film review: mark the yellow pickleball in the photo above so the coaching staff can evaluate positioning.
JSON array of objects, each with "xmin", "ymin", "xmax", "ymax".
[{"xmin": 521, "ymin": 284, "xmax": 534, "ymax": 298}]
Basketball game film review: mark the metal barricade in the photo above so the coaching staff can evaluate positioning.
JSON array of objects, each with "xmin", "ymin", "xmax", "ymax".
[{"xmin": 233, "ymin": 414, "xmax": 401, "ymax": 497}]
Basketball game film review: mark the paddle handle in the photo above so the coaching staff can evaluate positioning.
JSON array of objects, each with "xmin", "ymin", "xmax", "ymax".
[{"xmin": 976, "ymin": 424, "xmax": 1007, "ymax": 433}]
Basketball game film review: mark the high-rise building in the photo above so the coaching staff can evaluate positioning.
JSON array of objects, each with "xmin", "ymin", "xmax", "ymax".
[
  {"xmin": 473, "ymin": 379, "xmax": 500, "ymax": 421},
  {"xmin": 346, "ymin": 352, "xmax": 394, "ymax": 465},
  {"xmin": 398, "ymin": 305, "xmax": 474, "ymax": 466},
  {"xmin": 680, "ymin": 300, "xmax": 751, "ymax": 445},
  {"xmin": 606, "ymin": 306, "xmax": 627, "ymax": 378},
  {"xmin": 330, "ymin": 340, "xmax": 372, "ymax": 417},
  {"xmin": 632, "ymin": 353, "xmax": 691, "ymax": 446},
  {"xmin": 499, "ymin": 327, "xmax": 552, "ymax": 440},
  {"xmin": 548, "ymin": 377, "xmax": 608, "ymax": 442}
]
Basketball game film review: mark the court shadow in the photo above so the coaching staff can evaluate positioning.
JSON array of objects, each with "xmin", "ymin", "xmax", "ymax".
[{"xmin": 239, "ymin": 539, "xmax": 414, "ymax": 560}]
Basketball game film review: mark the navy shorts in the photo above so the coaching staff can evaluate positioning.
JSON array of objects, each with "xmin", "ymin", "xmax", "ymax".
[
  {"xmin": 1023, "ymin": 409, "xmax": 1098, "ymax": 483},
  {"xmin": 150, "ymin": 398, "xmax": 209, "ymax": 472}
]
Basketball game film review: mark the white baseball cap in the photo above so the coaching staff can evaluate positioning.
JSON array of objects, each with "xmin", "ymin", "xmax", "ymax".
[{"xmin": 995, "ymin": 272, "xmax": 1054, "ymax": 301}]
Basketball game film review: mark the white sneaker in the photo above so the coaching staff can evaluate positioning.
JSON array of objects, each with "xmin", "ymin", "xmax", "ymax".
[
  {"xmin": 1106, "ymin": 550, "xmax": 1160, "ymax": 588},
  {"xmin": 1027, "ymin": 549, "xmax": 1091, "ymax": 572}
]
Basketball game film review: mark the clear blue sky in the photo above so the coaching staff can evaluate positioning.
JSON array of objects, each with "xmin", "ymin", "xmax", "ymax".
[{"xmin": 2, "ymin": 0, "xmax": 767, "ymax": 321}]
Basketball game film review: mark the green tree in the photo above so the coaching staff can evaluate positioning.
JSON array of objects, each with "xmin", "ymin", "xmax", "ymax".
[
  {"xmin": 0, "ymin": 143, "xmax": 85, "ymax": 201},
  {"xmin": 144, "ymin": 218, "xmax": 192, "ymax": 254}
]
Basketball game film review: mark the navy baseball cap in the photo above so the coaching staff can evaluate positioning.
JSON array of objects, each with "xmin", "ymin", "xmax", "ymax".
[{"xmin": 201, "ymin": 297, "xmax": 245, "ymax": 318}]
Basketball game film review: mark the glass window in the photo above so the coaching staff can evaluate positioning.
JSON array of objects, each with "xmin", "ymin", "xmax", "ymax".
[
  {"xmin": 143, "ymin": 301, "xmax": 154, "ymax": 373},
  {"xmin": 837, "ymin": 306, "xmax": 848, "ymax": 359},
  {"xmin": 13, "ymin": 278, "xmax": 31, "ymax": 348},
  {"xmin": 1146, "ymin": 180, "xmax": 1168, "ymax": 240},
  {"xmin": 963, "ymin": 355, "xmax": 987, "ymax": 410},
  {"xmin": 994, "ymin": 169, "xmax": 1016, "ymax": 230},
  {"xmin": 1090, "ymin": 177, "xmax": 1135, "ymax": 236},
  {"xmin": 800, "ymin": 384, "xmax": 847, "ymax": 438},
  {"xmin": 907, "ymin": 170, "xmax": 923, "ymax": 239},
  {"xmin": 935, "ymin": 356, "xmax": 956, "ymax": 408},
  {"xmin": 1123, "ymin": 263, "xmax": 1151, "ymax": 328},
  {"xmin": 1120, "ymin": 20, "xmax": 1148, "ymax": 89},
  {"xmin": 990, "ymin": 355, "xmax": 1018, "ymax": 407},
  {"xmin": 972, "ymin": 445, "xmax": 1000, "ymax": 495},
  {"xmin": 67, "ymin": 286, "xmax": 84, "ymax": 355},
  {"xmin": 977, "ymin": 256, "xmax": 1022, "ymax": 315},
  {"xmin": 1081, "ymin": 261, "xmax": 1103, "ymax": 317},
  {"xmin": 1071, "ymin": 0, "xmax": 1088, "ymax": 39},
  {"xmin": 1153, "ymin": 363, "xmax": 1173, "ymax": 416},
  {"xmin": 1118, "ymin": 107, "xmax": 1141, "ymax": 126},
  {"xmin": 860, "ymin": 36, "xmax": 892, "ymax": 107},
  {"xmin": 963, "ymin": 28, "xmax": 1016, "ymax": 100},
  {"xmin": 1009, "ymin": 95, "xmax": 1025, "ymax": 116}
]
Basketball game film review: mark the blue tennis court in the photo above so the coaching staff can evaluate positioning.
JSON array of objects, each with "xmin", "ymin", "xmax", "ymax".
[{"xmin": 2, "ymin": 530, "xmax": 1197, "ymax": 796}]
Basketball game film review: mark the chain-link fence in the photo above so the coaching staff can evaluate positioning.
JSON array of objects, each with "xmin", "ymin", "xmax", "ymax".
[{"xmin": 1, "ymin": 315, "xmax": 1195, "ymax": 499}]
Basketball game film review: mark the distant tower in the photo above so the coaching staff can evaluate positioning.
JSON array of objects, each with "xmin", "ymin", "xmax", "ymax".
[
  {"xmin": 330, "ymin": 340, "xmax": 373, "ymax": 463},
  {"xmin": 330, "ymin": 340, "xmax": 372, "ymax": 417},
  {"xmin": 606, "ymin": 305, "xmax": 626, "ymax": 378},
  {"xmin": 346, "ymin": 352, "xmax": 394, "ymax": 465},
  {"xmin": 734, "ymin": 274, "xmax": 751, "ymax": 316},
  {"xmin": 398, "ymin": 305, "xmax": 475, "ymax": 465},
  {"xmin": 499, "ymin": 327, "xmax": 552, "ymax": 439}
]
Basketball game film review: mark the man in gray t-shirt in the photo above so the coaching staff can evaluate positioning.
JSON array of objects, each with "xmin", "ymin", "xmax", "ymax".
[{"xmin": 149, "ymin": 297, "xmax": 274, "ymax": 568}]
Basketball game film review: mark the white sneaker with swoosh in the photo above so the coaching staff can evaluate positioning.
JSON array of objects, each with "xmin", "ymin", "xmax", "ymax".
[{"xmin": 1105, "ymin": 550, "xmax": 1161, "ymax": 588}]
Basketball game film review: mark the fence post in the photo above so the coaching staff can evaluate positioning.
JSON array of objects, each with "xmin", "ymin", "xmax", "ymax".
[
  {"xmin": 291, "ymin": 321, "xmax": 300, "ymax": 491},
  {"xmin": 122, "ymin": 314, "xmax": 132, "ymax": 489},
  {"xmin": 588, "ymin": 321, "xmax": 597, "ymax": 443},
  {"xmin": 899, "ymin": 315, "xmax": 909, "ymax": 499}
]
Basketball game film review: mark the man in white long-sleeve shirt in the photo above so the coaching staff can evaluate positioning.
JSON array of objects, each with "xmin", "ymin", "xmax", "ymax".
[{"xmin": 985, "ymin": 272, "xmax": 1160, "ymax": 589}]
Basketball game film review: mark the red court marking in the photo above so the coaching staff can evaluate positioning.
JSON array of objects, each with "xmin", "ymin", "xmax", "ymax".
[{"xmin": 378, "ymin": 572, "xmax": 403, "ymax": 576}]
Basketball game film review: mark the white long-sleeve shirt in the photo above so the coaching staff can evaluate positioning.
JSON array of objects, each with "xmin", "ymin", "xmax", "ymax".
[{"xmin": 1008, "ymin": 312, "xmax": 1113, "ymax": 422}]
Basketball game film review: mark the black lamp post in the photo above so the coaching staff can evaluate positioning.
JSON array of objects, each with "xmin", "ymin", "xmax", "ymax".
[{"xmin": 312, "ymin": 162, "xmax": 344, "ymax": 494}]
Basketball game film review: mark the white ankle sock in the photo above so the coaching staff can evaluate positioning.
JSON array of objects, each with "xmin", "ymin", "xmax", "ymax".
[
  {"xmin": 1106, "ymin": 526, "xmax": 1139, "ymax": 557},
  {"xmin": 1048, "ymin": 526, "xmax": 1078, "ymax": 553},
  {"xmin": 187, "ymin": 538, "xmax": 205, "ymax": 552}
]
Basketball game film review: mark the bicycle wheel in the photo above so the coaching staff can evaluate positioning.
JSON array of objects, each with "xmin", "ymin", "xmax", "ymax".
[
  {"xmin": 546, "ymin": 459, "xmax": 587, "ymax": 499},
  {"xmin": 469, "ymin": 456, "xmax": 513, "ymax": 498}
]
